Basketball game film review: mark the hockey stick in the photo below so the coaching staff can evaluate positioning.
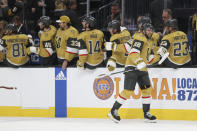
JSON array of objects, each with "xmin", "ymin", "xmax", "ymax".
[
  {"xmin": 97, "ymin": 63, "xmax": 159, "ymax": 79},
  {"xmin": 158, "ymin": 52, "xmax": 169, "ymax": 65}
]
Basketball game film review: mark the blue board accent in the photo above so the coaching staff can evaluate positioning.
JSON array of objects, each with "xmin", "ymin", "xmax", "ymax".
[{"xmin": 55, "ymin": 68, "xmax": 67, "ymax": 117}]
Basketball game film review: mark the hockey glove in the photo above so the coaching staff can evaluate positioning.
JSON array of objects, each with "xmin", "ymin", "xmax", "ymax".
[
  {"xmin": 77, "ymin": 60, "xmax": 85, "ymax": 70},
  {"xmin": 105, "ymin": 42, "xmax": 117, "ymax": 51},
  {"xmin": 30, "ymin": 47, "xmax": 40, "ymax": 54},
  {"xmin": 137, "ymin": 62, "xmax": 146, "ymax": 70},
  {"xmin": 157, "ymin": 47, "xmax": 169, "ymax": 65},
  {"xmin": 157, "ymin": 46, "xmax": 167, "ymax": 57},
  {"xmin": 107, "ymin": 59, "xmax": 116, "ymax": 72},
  {"xmin": 0, "ymin": 45, "xmax": 4, "ymax": 51}
]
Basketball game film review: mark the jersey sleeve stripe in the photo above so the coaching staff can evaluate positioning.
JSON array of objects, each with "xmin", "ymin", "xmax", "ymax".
[
  {"xmin": 123, "ymin": 42, "xmax": 131, "ymax": 53},
  {"xmin": 66, "ymin": 47, "xmax": 78, "ymax": 54},
  {"xmin": 45, "ymin": 48, "xmax": 53, "ymax": 56},
  {"xmin": 65, "ymin": 51, "xmax": 77, "ymax": 55},
  {"xmin": 129, "ymin": 48, "xmax": 140, "ymax": 54},
  {"xmin": 79, "ymin": 54, "xmax": 88, "ymax": 56},
  {"xmin": 79, "ymin": 49, "xmax": 88, "ymax": 55}
]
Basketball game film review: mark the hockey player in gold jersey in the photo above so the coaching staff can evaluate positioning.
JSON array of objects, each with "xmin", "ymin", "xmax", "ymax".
[
  {"xmin": 77, "ymin": 16, "xmax": 105, "ymax": 69},
  {"xmin": 105, "ymin": 20, "xmax": 131, "ymax": 72},
  {"xmin": 134, "ymin": 16, "xmax": 160, "ymax": 54},
  {"xmin": 0, "ymin": 45, "xmax": 4, "ymax": 63},
  {"xmin": 157, "ymin": 19, "xmax": 191, "ymax": 68},
  {"xmin": 124, "ymin": 16, "xmax": 160, "ymax": 65},
  {"xmin": 0, "ymin": 24, "xmax": 39, "ymax": 67},
  {"xmin": 108, "ymin": 23, "xmax": 157, "ymax": 123},
  {"xmin": 38, "ymin": 16, "xmax": 57, "ymax": 66},
  {"xmin": 55, "ymin": 16, "xmax": 79, "ymax": 68}
]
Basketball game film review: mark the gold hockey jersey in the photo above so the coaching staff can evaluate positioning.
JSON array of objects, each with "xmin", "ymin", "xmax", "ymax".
[
  {"xmin": 2, "ymin": 34, "xmax": 31, "ymax": 66},
  {"xmin": 39, "ymin": 25, "xmax": 57, "ymax": 57},
  {"xmin": 132, "ymin": 31, "xmax": 160, "ymax": 51},
  {"xmin": 125, "ymin": 33, "xmax": 154, "ymax": 71},
  {"xmin": 78, "ymin": 29, "xmax": 104, "ymax": 66},
  {"xmin": 152, "ymin": 32, "xmax": 160, "ymax": 51},
  {"xmin": 110, "ymin": 29, "xmax": 131, "ymax": 65},
  {"xmin": 55, "ymin": 26, "xmax": 78, "ymax": 61},
  {"xmin": 160, "ymin": 31, "xmax": 191, "ymax": 65},
  {"xmin": 0, "ymin": 51, "xmax": 4, "ymax": 62}
]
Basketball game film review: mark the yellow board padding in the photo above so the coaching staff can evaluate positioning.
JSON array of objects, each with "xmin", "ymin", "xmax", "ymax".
[
  {"xmin": 0, "ymin": 106, "xmax": 55, "ymax": 117},
  {"xmin": 68, "ymin": 107, "xmax": 197, "ymax": 121}
]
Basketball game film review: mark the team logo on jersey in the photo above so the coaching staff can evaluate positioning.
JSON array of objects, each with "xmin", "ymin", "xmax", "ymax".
[
  {"xmin": 93, "ymin": 76, "xmax": 114, "ymax": 100},
  {"xmin": 55, "ymin": 71, "xmax": 66, "ymax": 80}
]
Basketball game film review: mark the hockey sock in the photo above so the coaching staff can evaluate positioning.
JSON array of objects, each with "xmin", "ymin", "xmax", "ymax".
[
  {"xmin": 111, "ymin": 101, "xmax": 122, "ymax": 111},
  {"xmin": 142, "ymin": 96, "xmax": 151, "ymax": 113},
  {"xmin": 143, "ymin": 104, "xmax": 150, "ymax": 113},
  {"xmin": 111, "ymin": 95, "xmax": 127, "ymax": 111}
]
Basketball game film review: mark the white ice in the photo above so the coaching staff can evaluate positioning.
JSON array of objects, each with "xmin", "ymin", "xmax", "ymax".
[{"xmin": 0, "ymin": 117, "xmax": 196, "ymax": 131}]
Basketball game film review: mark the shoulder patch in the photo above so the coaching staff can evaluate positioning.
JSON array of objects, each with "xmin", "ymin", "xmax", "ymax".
[
  {"xmin": 160, "ymin": 40, "xmax": 170, "ymax": 49},
  {"xmin": 132, "ymin": 39, "xmax": 144, "ymax": 51}
]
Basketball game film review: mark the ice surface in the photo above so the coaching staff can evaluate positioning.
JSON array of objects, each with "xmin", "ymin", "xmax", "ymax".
[{"xmin": 0, "ymin": 117, "xmax": 196, "ymax": 131}]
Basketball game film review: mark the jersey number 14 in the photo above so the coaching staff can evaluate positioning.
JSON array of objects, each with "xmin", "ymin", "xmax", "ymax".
[{"xmin": 88, "ymin": 40, "xmax": 100, "ymax": 54}]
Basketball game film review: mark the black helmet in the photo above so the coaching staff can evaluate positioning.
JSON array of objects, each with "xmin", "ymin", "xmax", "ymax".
[
  {"xmin": 165, "ymin": 19, "xmax": 178, "ymax": 29},
  {"xmin": 85, "ymin": 16, "xmax": 96, "ymax": 29},
  {"xmin": 38, "ymin": 16, "xmax": 51, "ymax": 27},
  {"xmin": 139, "ymin": 16, "xmax": 152, "ymax": 25},
  {"xmin": 6, "ymin": 24, "xmax": 18, "ymax": 34},
  {"xmin": 82, "ymin": 16, "xmax": 88, "ymax": 22},
  {"xmin": 142, "ymin": 23, "xmax": 154, "ymax": 31},
  {"xmin": 107, "ymin": 20, "xmax": 120, "ymax": 31}
]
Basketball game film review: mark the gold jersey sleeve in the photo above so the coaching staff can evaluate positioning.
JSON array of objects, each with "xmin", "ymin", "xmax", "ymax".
[
  {"xmin": 161, "ymin": 31, "xmax": 191, "ymax": 65},
  {"xmin": 0, "ymin": 51, "xmax": 4, "ymax": 62},
  {"xmin": 110, "ymin": 29, "xmax": 131, "ymax": 65},
  {"xmin": 151, "ymin": 32, "xmax": 160, "ymax": 53},
  {"xmin": 132, "ymin": 30, "xmax": 143, "ymax": 39},
  {"xmin": 2, "ymin": 34, "xmax": 30, "ymax": 66},
  {"xmin": 78, "ymin": 29, "xmax": 104, "ymax": 66},
  {"xmin": 40, "ymin": 25, "xmax": 57, "ymax": 57},
  {"xmin": 55, "ymin": 26, "xmax": 79, "ymax": 60},
  {"xmin": 64, "ymin": 26, "xmax": 79, "ymax": 62}
]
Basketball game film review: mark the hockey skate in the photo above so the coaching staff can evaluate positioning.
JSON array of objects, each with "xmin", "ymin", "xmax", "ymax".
[
  {"xmin": 144, "ymin": 112, "xmax": 157, "ymax": 123},
  {"xmin": 108, "ymin": 109, "xmax": 121, "ymax": 123}
]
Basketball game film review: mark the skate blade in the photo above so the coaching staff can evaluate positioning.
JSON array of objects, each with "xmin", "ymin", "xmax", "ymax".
[
  {"xmin": 144, "ymin": 119, "xmax": 157, "ymax": 123},
  {"xmin": 108, "ymin": 113, "xmax": 120, "ymax": 123}
]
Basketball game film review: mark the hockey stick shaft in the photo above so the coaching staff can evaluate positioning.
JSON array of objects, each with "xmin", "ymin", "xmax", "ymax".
[{"xmin": 97, "ymin": 63, "xmax": 159, "ymax": 78}]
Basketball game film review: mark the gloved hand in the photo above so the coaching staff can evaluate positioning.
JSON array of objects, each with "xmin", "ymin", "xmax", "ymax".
[
  {"xmin": 104, "ymin": 42, "xmax": 117, "ymax": 51},
  {"xmin": 107, "ymin": 60, "xmax": 116, "ymax": 72},
  {"xmin": 148, "ymin": 54, "xmax": 154, "ymax": 63},
  {"xmin": 157, "ymin": 46, "xmax": 167, "ymax": 57},
  {"xmin": 28, "ymin": 35, "xmax": 35, "ymax": 46},
  {"xmin": 0, "ymin": 45, "xmax": 4, "ymax": 51},
  {"xmin": 30, "ymin": 47, "xmax": 40, "ymax": 54},
  {"xmin": 77, "ymin": 60, "xmax": 85, "ymax": 70},
  {"xmin": 137, "ymin": 62, "xmax": 146, "ymax": 70}
]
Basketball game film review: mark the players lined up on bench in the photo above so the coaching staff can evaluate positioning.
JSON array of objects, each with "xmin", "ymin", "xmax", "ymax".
[{"xmin": 0, "ymin": 15, "xmax": 191, "ymax": 69}]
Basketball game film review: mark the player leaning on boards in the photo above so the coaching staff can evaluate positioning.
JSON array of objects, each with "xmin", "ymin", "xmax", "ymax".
[
  {"xmin": 108, "ymin": 23, "xmax": 157, "ymax": 123},
  {"xmin": 38, "ymin": 16, "xmax": 57, "ymax": 66},
  {"xmin": 54, "ymin": 16, "xmax": 79, "ymax": 69},
  {"xmin": 105, "ymin": 20, "xmax": 131, "ymax": 72},
  {"xmin": 124, "ymin": 16, "xmax": 160, "ymax": 65},
  {"xmin": 157, "ymin": 19, "xmax": 191, "ymax": 68},
  {"xmin": 0, "ymin": 24, "xmax": 39, "ymax": 67},
  {"xmin": 77, "ymin": 16, "xmax": 105, "ymax": 70}
]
